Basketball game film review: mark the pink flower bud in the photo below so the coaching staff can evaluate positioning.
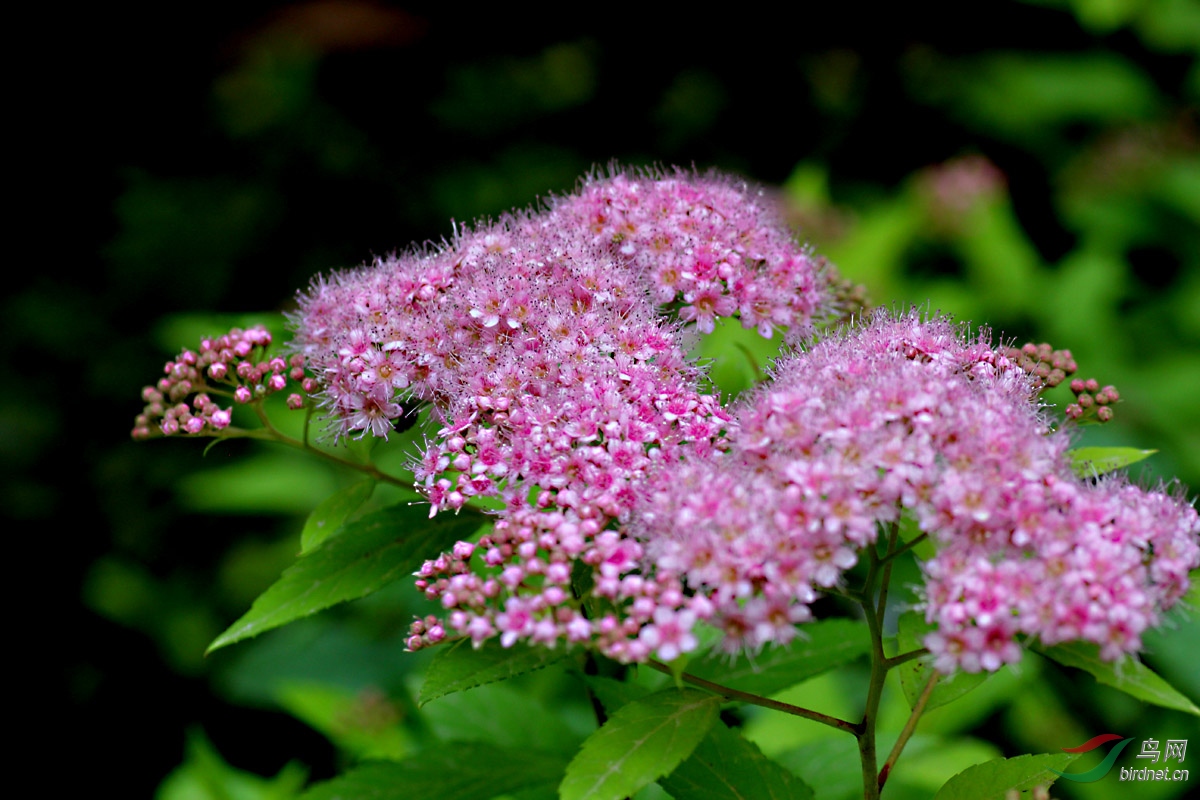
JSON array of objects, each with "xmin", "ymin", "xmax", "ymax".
[{"xmin": 234, "ymin": 386, "xmax": 252, "ymax": 404}]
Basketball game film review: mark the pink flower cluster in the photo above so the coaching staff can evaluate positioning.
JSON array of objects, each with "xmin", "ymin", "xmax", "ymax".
[
  {"xmin": 636, "ymin": 311, "xmax": 1199, "ymax": 670},
  {"xmin": 282, "ymin": 163, "xmax": 1197, "ymax": 672},
  {"xmin": 287, "ymin": 167, "xmax": 827, "ymax": 661},
  {"xmin": 132, "ymin": 326, "xmax": 311, "ymax": 439}
]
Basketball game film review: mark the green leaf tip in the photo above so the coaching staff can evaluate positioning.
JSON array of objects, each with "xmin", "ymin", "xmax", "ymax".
[
  {"xmin": 1034, "ymin": 641, "xmax": 1200, "ymax": 716},
  {"xmin": 207, "ymin": 503, "xmax": 485, "ymax": 654},
  {"xmin": 1068, "ymin": 446, "xmax": 1156, "ymax": 478}
]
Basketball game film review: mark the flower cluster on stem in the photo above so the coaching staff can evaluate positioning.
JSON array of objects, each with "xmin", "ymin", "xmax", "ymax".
[
  {"xmin": 637, "ymin": 311, "xmax": 1198, "ymax": 669},
  {"xmin": 139, "ymin": 166, "xmax": 1200, "ymax": 679},
  {"xmin": 287, "ymin": 167, "xmax": 829, "ymax": 660}
]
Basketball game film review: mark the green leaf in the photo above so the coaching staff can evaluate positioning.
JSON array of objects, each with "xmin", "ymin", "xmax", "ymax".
[
  {"xmin": 1033, "ymin": 641, "xmax": 1200, "ymax": 716},
  {"xmin": 299, "ymin": 479, "xmax": 375, "ymax": 554},
  {"xmin": 897, "ymin": 611, "xmax": 990, "ymax": 711},
  {"xmin": 559, "ymin": 688, "xmax": 721, "ymax": 800},
  {"xmin": 688, "ymin": 619, "xmax": 870, "ymax": 696},
  {"xmin": 773, "ymin": 736, "xmax": 862, "ymax": 800},
  {"xmin": 274, "ymin": 681, "xmax": 413, "ymax": 761},
  {"xmin": 157, "ymin": 728, "xmax": 308, "ymax": 800},
  {"xmin": 660, "ymin": 720, "xmax": 814, "ymax": 800},
  {"xmin": 208, "ymin": 504, "xmax": 485, "ymax": 653},
  {"xmin": 298, "ymin": 742, "xmax": 567, "ymax": 800},
  {"xmin": 422, "ymin": 679, "xmax": 585, "ymax": 758},
  {"xmin": 419, "ymin": 637, "xmax": 570, "ymax": 705},
  {"xmin": 933, "ymin": 753, "xmax": 1077, "ymax": 800},
  {"xmin": 1068, "ymin": 446, "xmax": 1156, "ymax": 477}
]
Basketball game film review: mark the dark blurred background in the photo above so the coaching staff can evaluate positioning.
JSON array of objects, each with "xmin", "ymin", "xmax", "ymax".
[{"xmin": 15, "ymin": 1, "xmax": 1198, "ymax": 796}]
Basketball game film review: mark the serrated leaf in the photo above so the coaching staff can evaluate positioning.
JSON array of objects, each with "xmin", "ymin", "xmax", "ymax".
[
  {"xmin": 897, "ymin": 611, "xmax": 990, "ymax": 711},
  {"xmin": 208, "ymin": 504, "xmax": 485, "ymax": 653},
  {"xmin": 422, "ymin": 680, "xmax": 584, "ymax": 757},
  {"xmin": 298, "ymin": 742, "xmax": 566, "ymax": 800},
  {"xmin": 559, "ymin": 688, "xmax": 721, "ymax": 800},
  {"xmin": 687, "ymin": 619, "xmax": 870, "ymax": 696},
  {"xmin": 299, "ymin": 479, "xmax": 376, "ymax": 554},
  {"xmin": 660, "ymin": 720, "xmax": 814, "ymax": 800},
  {"xmin": 419, "ymin": 637, "xmax": 569, "ymax": 705},
  {"xmin": 1033, "ymin": 641, "xmax": 1200, "ymax": 716},
  {"xmin": 1068, "ymin": 447, "xmax": 1156, "ymax": 477},
  {"xmin": 933, "ymin": 753, "xmax": 1077, "ymax": 800}
]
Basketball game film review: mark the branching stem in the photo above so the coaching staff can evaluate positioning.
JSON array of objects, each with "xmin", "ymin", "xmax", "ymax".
[
  {"xmin": 880, "ymin": 531, "xmax": 928, "ymax": 564},
  {"xmin": 884, "ymin": 648, "xmax": 930, "ymax": 671},
  {"xmin": 199, "ymin": 403, "xmax": 423, "ymax": 493},
  {"xmin": 644, "ymin": 660, "xmax": 858, "ymax": 735}
]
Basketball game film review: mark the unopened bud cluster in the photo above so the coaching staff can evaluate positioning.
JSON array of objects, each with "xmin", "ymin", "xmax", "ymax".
[
  {"xmin": 1000, "ymin": 341, "xmax": 1118, "ymax": 423},
  {"xmin": 1066, "ymin": 377, "xmax": 1119, "ymax": 422},
  {"xmin": 132, "ymin": 326, "xmax": 311, "ymax": 439}
]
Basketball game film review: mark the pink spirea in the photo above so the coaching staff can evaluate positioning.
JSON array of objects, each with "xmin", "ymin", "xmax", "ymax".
[
  {"xmin": 635, "ymin": 310, "xmax": 1199, "ymax": 669},
  {"xmin": 288, "ymin": 167, "xmax": 827, "ymax": 661},
  {"xmin": 287, "ymin": 161, "xmax": 1199, "ymax": 671}
]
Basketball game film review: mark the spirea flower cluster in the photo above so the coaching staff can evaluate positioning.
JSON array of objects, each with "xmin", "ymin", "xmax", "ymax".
[
  {"xmin": 289, "ymin": 167, "xmax": 828, "ymax": 661},
  {"xmin": 636, "ymin": 312, "xmax": 1199, "ymax": 670},
  {"xmin": 269, "ymin": 165, "xmax": 1197, "ymax": 673}
]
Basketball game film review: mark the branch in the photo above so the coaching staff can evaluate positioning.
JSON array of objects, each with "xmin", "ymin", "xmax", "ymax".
[
  {"xmin": 878, "ymin": 672, "xmax": 937, "ymax": 791},
  {"xmin": 644, "ymin": 659, "xmax": 858, "ymax": 735},
  {"xmin": 884, "ymin": 648, "xmax": 929, "ymax": 671}
]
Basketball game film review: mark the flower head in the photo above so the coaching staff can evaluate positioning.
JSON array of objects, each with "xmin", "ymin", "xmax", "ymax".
[
  {"xmin": 290, "ymin": 166, "xmax": 829, "ymax": 661},
  {"xmin": 634, "ymin": 310, "xmax": 1200, "ymax": 666}
]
